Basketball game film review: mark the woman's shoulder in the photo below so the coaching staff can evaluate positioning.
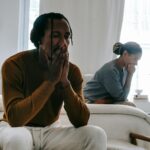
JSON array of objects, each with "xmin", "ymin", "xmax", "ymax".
[
  {"xmin": 94, "ymin": 60, "xmax": 120, "ymax": 79},
  {"xmin": 98, "ymin": 60, "xmax": 117, "ymax": 72}
]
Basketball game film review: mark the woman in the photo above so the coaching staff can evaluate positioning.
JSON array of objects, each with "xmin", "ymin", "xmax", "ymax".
[{"xmin": 84, "ymin": 42, "xmax": 142, "ymax": 105}]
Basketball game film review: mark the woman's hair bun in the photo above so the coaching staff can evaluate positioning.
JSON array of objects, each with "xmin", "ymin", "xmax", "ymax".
[{"xmin": 113, "ymin": 42, "xmax": 123, "ymax": 55}]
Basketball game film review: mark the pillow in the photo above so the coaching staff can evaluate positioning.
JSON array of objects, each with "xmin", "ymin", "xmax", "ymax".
[{"xmin": 83, "ymin": 74, "xmax": 93, "ymax": 87}]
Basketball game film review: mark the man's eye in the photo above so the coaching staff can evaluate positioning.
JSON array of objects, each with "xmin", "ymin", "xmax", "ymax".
[
  {"xmin": 65, "ymin": 34, "xmax": 70, "ymax": 40},
  {"xmin": 52, "ymin": 33, "xmax": 59, "ymax": 38}
]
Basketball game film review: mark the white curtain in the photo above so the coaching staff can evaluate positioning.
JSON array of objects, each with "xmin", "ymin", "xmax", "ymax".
[
  {"xmin": 120, "ymin": 0, "xmax": 150, "ymax": 98},
  {"xmin": 0, "ymin": 0, "xmax": 20, "ymax": 94},
  {"xmin": 40, "ymin": 0, "xmax": 125, "ymax": 74}
]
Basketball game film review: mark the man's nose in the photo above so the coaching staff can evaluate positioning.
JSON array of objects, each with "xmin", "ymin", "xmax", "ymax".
[{"xmin": 59, "ymin": 37, "xmax": 68, "ymax": 49}]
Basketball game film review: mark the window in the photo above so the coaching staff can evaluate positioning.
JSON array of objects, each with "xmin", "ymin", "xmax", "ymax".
[
  {"xmin": 120, "ymin": 0, "xmax": 150, "ymax": 100},
  {"xmin": 18, "ymin": 0, "xmax": 39, "ymax": 51},
  {"xmin": 28, "ymin": 0, "xmax": 40, "ymax": 49}
]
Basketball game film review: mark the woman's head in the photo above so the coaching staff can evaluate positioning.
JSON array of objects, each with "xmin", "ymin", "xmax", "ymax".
[{"xmin": 113, "ymin": 42, "xmax": 142, "ymax": 66}]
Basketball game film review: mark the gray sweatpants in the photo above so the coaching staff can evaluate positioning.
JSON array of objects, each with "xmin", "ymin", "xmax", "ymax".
[{"xmin": 0, "ymin": 121, "xmax": 107, "ymax": 150}]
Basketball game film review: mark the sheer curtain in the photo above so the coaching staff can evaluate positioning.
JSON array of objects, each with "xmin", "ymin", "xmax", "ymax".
[
  {"xmin": 40, "ymin": 0, "xmax": 125, "ymax": 74},
  {"xmin": 120, "ymin": 0, "xmax": 150, "ymax": 99}
]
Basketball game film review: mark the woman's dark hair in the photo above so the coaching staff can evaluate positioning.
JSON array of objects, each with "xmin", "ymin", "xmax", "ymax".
[
  {"xmin": 30, "ymin": 12, "xmax": 73, "ymax": 48},
  {"xmin": 113, "ymin": 42, "xmax": 142, "ymax": 55}
]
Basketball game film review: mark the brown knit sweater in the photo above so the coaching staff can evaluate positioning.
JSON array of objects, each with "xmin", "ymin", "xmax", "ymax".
[{"xmin": 1, "ymin": 49, "xmax": 89, "ymax": 127}]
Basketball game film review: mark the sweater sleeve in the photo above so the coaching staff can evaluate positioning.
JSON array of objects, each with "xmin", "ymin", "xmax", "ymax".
[
  {"xmin": 2, "ymin": 59, "xmax": 55, "ymax": 127},
  {"xmin": 62, "ymin": 64, "xmax": 90, "ymax": 128},
  {"xmin": 101, "ymin": 68, "xmax": 129, "ymax": 101}
]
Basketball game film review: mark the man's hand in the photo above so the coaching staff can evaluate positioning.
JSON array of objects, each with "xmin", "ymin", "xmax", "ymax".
[
  {"xmin": 48, "ymin": 47, "xmax": 65, "ymax": 84},
  {"xmin": 39, "ymin": 30, "xmax": 70, "ymax": 86},
  {"xmin": 60, "ymin": 50, "xmax": 70, "ymax": 87},
  {"xmin": 39, "ymin": 44, "xmax": 64, "ymax": 85}
]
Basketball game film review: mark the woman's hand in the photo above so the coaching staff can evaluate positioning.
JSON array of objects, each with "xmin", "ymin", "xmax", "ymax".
[{"xmin": 127, "ymin": 64, "xmax": 136, "ymax": 75}]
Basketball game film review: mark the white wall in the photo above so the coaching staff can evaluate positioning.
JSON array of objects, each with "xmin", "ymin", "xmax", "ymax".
[
  {"xmin": 0, "ymin": 0, "xmax": 20, "ymax": 67},
  {"xmin": 0, "ymin": 0, "xmax": 20, "ymax": 93}
]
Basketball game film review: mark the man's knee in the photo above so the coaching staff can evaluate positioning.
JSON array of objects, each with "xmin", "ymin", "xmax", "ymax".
[
  {"xmin": 76, "ymin": 125, "xmax": 107, "ymax": 150},
  {"xmin": 78, "ymin": 125, "xmax": 107, "ymax": 141},
  {"xmin": 2, "ymin": 127, "xmax": 33, "ymax": 149}
]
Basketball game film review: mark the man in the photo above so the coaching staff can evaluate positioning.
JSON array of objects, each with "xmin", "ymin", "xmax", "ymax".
[{"xmin": 0, "ymin": 12, "xmax": 106, "ymax": 150}]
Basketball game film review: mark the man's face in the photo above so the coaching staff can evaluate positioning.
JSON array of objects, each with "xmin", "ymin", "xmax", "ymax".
[{"xmin": 40, "ymin": 19, "xmax": 71, "ymax": 60}]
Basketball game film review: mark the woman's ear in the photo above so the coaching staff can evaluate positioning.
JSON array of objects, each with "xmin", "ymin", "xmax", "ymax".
[{"xmin": 122, "ymin": 50, "xmax": 128, "ymax": 57}]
